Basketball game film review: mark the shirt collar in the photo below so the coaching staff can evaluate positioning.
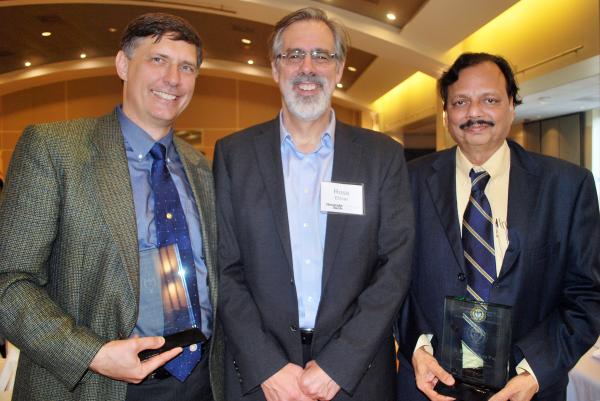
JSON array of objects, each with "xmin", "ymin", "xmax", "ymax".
[
  {"xmin": 116, "ymin": 105, "xmax": 174, "ymax": 158},
  {"xmin": 456, "ymin": 140, "xmax": 510, "ymax": 180},
  {"xmin": 279, "ymin": 109, "xmax": 336, "ymax": 153}
]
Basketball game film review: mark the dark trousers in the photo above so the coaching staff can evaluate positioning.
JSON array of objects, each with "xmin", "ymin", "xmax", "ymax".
[{"xmin": 126, "ymin": 351, "xmax": 212, "ymax": 401}]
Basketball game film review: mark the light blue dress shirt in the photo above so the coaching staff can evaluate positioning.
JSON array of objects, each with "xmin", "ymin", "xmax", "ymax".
[
  {"xmin": 280, "ymin": 110, "xmax": 335, "ymax": 329},
  {"xmin": 117, "ymin": 106, "xmax": 212, "ymax": 338}
]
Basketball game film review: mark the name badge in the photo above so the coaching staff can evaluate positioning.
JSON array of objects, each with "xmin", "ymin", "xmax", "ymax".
[{"xmin": 320, "ymin": 181, "xmax": 364, "ymax": 215}]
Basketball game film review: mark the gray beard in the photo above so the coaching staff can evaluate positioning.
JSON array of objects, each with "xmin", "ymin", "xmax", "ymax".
[{"xmin": 282, "ymin": 77, "xmax": 333, "ymax": 122}]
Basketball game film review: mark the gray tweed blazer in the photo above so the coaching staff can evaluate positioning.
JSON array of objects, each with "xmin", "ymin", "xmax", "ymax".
[{"xmin": 0, "ymin": 110, "xmax": 224, "ymax": 401}]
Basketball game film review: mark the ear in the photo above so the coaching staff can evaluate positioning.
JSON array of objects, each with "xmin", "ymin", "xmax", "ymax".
[
  {"xmin": 271, "ymin": 60, "xmax": 280, "ymax": 84},
  {"xmin": 115, "ymin": 51, "xmax": 129, "ymax": 81},
  {"xmin": 443, "ymin": 110, "xmax": 448, "ymax": 128},
  {"xmin": 335, "ymin": 60, "xmax": 345, "ymax": 84},
  {"xmin": 509, "ymin": 98, "xmax": 516, "ymax": 123}
]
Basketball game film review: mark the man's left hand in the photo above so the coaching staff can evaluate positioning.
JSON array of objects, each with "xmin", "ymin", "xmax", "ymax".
[
  {"xmin": 299, "ymin": 360, "xmax": 341, "ymax": 401},
  {"xmin": 488, "ymin": 372, "xmax": 538, "ymax": 401}
]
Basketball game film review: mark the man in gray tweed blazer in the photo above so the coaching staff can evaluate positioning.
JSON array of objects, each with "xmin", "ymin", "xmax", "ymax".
[{"xmin": 0, "ymin": 13, "xmax": 223, "ymax": 401}]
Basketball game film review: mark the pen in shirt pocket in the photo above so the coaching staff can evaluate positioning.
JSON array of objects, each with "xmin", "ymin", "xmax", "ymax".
[{"xmin": 494, "ymin": 218, "xmax": 509, "ymax": 256}]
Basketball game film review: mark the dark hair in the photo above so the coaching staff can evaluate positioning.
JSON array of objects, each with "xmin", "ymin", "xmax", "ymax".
[
  {"xmin": 439, "ymin": 52, "xmax": 522, "ymax": 110},
  {"xmin": 120, "ymin": 12, "xmax": 203, "ymax": 67},
  {"xmin": 269, "ymin": 7, "xmax": 349, "ymax": 65}
]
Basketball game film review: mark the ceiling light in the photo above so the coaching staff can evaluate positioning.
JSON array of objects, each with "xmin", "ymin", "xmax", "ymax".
[
  {"xmin": 247, "ymin": 59, "xmax": 254, "ymax": 65},
  {"xmin": 336, "ymin": 83, "xmax": 343, "ymax": 88},
  {"xmin": 108, "ymin": 27, "xmax": 117, "ymax": 33},
  {"xmin": 386, "ymin": 13, "xmax": 397, "ymax": 21},
  {"xmin": 347, "ymin": 66, "xmax": 357, "ymax": 72},
  {"xmin": 241, "ymin": 38, "xmax": 252, "ymax": 45},
  {"xmin": 24, "ymin": 61, "xmax": 31, "ymax": 67},
  {"xmin": 41, "ymin": 31, "xmax": 52, "ymax": 37},
  {"xmin": 80, "ymin": 53, "xmax": 87, "ymax": 59}
]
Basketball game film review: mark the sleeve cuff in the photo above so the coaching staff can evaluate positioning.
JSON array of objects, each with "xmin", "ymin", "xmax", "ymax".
[
  {"xmin": 516, "ymin": 358, "xmax": 539, "ymax": 392},
  {"xmin": 414, "ymin": 334, "xmax": 434, "ymax": 355}
]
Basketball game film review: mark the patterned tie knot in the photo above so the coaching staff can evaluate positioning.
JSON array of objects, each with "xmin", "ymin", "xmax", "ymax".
[
  {"xmin": 469, "ymin": 169, "xmax": 490, "ymax": 196},
  {"xmin": 150, "ymin": 142, "xmax": 167, "ymax": 161}
]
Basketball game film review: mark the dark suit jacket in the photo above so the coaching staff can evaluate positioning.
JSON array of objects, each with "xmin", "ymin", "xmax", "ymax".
[
  {"xmin": 214, "ymin": 117, "xmax": 414, "ymax": 400},
  {"xmin": 0, "ymin": 111, "xmax": 224, "ymax": 401},
  {"xmin": 397, "ymin": 140, "xmax": 600, "ymax": 400}
]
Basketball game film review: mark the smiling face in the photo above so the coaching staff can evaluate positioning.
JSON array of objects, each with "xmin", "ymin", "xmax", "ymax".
[
  {"xmin": 445, "ymin": 61, "xmax": 515, "ymax": 164},
  {"xmin": 116, "ymin": 33, "xmax": 198, "ymax": 139},
  {"xmin": 271, "ymin": 20, "xmax": 344, "ymax": 122}
]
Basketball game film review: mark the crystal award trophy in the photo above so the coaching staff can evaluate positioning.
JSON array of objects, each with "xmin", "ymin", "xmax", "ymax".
[
  {"xmin": 138, "ymin": 244, "xmax": 206, "ymax": 360},
  {"xmin": 434, "ymin": 296, "xmax": 512, "ymax": 401}
]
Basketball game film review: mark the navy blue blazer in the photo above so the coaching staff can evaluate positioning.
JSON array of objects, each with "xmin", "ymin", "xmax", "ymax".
[{"xmin": 397, "ymin": 140, "xmax": 600, "ymax": 400}]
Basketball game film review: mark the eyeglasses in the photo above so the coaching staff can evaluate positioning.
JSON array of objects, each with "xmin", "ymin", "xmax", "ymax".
[{"xmin": 276, "ymin": 49, "xmax": 338, "ymax": 66}]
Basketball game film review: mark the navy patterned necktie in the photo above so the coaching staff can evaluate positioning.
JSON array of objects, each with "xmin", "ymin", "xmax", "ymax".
[
  {"xmin": 461, "ymin": 169, "xmax": 496, "ymax": 362},
  {"xmin": 462, "ymin": 169, "xmax": 496, "ymax": 301},
  {"xmin": 150, "ymin": 142, "xmax": 202, "ymax": 382}
]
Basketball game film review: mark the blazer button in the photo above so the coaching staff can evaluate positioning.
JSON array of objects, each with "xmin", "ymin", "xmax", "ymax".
[
  {"xmin": 290, "ymin": 325, "xmax": 298, "ymax": 332},
  {"xmin": 457, "ymin": 273, "xmax": 466, "ymax": 281}
]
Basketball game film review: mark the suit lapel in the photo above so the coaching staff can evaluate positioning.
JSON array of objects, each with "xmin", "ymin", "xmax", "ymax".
[
  {"xmin": 426, "ymin": 148, "xmax": 466, "ymax": 272},
  {"xmin": 253, "ymin": 119, "xmax": 294, "ymax": 272},
  {"xmin": 498, "ymin": 142, "xmax": 540, "ymax": 278},
  {"xmin": 174, "ymin": 139, "xmax": 218, "ymax": 311},
  {"xmin": 91, "ymin": 111, "xmax": 139, "ymax": 302},
  {"xmin": 322, "ymin": 122, "xmax": 363, "ymax": 287}
]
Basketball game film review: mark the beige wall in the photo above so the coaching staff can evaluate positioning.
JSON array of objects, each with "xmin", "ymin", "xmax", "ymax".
[
  {"xmin": 0, "ymin": 74, "xmax": 361, "ymax": 173},
  {"xmin": 371, "ymin": 72, "xmax": 437, "ymax": 134},
  {"xmin": 448, "ymin": 0, "xmax": 600, "ymax": 81},
  {"xmin": 374, "ymin": 0, "xmax": 599, "ymax": 155}
]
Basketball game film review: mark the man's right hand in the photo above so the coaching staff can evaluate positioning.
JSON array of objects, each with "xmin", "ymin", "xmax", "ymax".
[
  {"xmin": 261, "ymin": 363, "xmax": 314, "ymax": 401},
  {"xmin": 89, "ymin": 336, "xmax": 182, "ymax": 383},
  {"xmin": 412, "ymin": 347, "xmax": 456, "ymax": 401}
]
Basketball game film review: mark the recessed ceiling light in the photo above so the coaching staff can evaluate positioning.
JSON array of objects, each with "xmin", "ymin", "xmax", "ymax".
[
  {"xmin": 247, "ymin": 59, "xmax": 254, "ymax": 65},
  {"xmin": 108, "ymin": 27, "xmax": 117, "ymax": 33},
  {"xmin": 41, "ymin": 31, "xmax": 52, "ymax": 37},
  {"xmin": 347, "ymin": 66, "xmax": 357, "ymax": 72},
  {"xmin": 24, "ymin": 61, "xmax": 31, "ymax": 67},
  {"xmin": 241, "ymin": 38, "xmax": 252, "ymax": 45},
  {"xmin": 336, "ymin": 83, "xmax": 343, "ymax": 88},
  {"xmin": 386, "ymin": 13, "xmax": 397, "ymax": 21},
  {"xmin": 80, "ymin": 53, "xmax": 87, "ymax": 59}
]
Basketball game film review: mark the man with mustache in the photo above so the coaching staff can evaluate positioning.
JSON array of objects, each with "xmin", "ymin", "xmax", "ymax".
[
  {"xmin": 0, "ymin": 13, "xmax": 223, "ymax": 401},
  {"xmin": 214, "ymin": 7, "xmax": 414, "ymax": 401},
  {"xmin": 396, "ymin": 52, "xmax": 600, "ymax": 401}
]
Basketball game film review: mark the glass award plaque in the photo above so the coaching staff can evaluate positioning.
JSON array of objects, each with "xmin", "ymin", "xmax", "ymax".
[
  {"xmin": 434, "ymin": 297, "xmax": 512, "ymax": 401},
  {"xmin": 156, "ymin": 244, "xmax": 198, "ymax": 335},
  {"xmin": 137, "ymin": 244, "xmax": 206, "ymax": 360}
]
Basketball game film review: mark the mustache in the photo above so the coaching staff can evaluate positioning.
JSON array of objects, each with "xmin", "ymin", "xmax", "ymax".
[
  {"xmin": 459, "ymin": 119, "xmax": 495, "ymax": 130},
  {"xmin": 292, "ymin": 73, "xmax": 326, "ymax": 87}
]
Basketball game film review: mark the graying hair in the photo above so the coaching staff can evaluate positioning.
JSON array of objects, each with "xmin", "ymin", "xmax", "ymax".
[{"xmin": 269, "ymin": 7, "xmax": 349, "ymax": 65}]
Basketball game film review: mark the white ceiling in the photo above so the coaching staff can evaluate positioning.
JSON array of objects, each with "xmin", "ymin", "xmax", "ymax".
[
  {"xmin": 0, "ymin": 0, "xmax": 597, "ymax": 125},
  {"xmin": 517, "ymin": 56, "xmax": 600, "ymax": 122}
]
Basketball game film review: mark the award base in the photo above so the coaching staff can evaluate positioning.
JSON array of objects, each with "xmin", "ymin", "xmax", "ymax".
[
  {"xmin": 435, "ymin": 379, "xmax": 495, "ymax": 401},
  {"xmin": 138, "ymin": 328, "xmax": 207, "ymax": 360}
]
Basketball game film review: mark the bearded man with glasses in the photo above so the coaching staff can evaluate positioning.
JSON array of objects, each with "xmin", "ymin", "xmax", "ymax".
[{"xmin": 214, "ymin": 7, "xmax": 414, "ymax": 401}]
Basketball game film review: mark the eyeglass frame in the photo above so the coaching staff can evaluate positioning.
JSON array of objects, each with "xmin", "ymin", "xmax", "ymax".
[{"xmin": 275, "ymin": 48, "xmax": 340, "ymax": 66}]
